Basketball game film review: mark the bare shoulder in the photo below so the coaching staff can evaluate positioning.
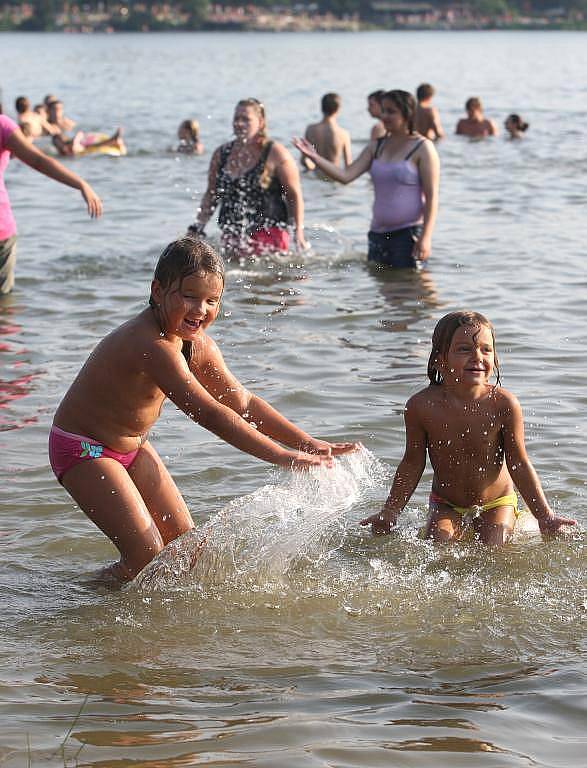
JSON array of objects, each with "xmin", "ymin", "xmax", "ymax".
[
  {"xmin": 406, "ymin": 386, "xmax": 439, "ymax": 414},
  {"xmin": 190, "ymin": 331, "xmax": 223, "ymax": 371},
  {"xmin": 269, "ymin": 140, "xmax": 292, "ymax": 162},
  {"xmin": 492, "ymin": 386, "xmax": 521, "ymax": 413}
]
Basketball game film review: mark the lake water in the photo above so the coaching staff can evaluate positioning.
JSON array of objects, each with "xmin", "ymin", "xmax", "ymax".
[{"xmin": 0, "ymin": 30, "xmax": 585, "ymax": 768}]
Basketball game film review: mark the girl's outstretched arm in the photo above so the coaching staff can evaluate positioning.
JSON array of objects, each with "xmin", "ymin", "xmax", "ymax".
[
  {"xmin": 193, "ymin": 337, "xmax": 359, "ymax": 457},
  {"xmin": 147, "ymin": 338, "xmax": 331, "ymax": 471},
  {"xmin": 7, "ymin": 127, "xmax": 102, "ymax": 217},
  {"xmin": 502, "ymin": 391, "xmax": 576, "ymax": 535},
  {"xmin": 291, "ymin": 137, "xmax": 373, "ymax": 184},
  {"xmin": 191, "ymin": 147, "xmax": 221, "ymax": 233},
  {"xmin": 360, "ymin": 396, "xmax": 427, "ymax": 534}
]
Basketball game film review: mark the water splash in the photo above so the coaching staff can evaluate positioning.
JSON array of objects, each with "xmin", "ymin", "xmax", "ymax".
[{"xmin": 133, "ymin": 446, "xmax": 385, "ymax": 592}]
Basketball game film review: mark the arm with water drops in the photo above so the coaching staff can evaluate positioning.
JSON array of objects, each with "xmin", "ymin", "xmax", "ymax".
[
  {"xmin": 194, "ymin": 336, "xmax": 358, "ymax": 458},
  {"xmin": 502, "ymin": 390, "xmax": 576, "ymax": 535}
]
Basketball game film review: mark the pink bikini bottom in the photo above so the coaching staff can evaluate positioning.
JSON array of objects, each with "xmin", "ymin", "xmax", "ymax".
[{"xmin": 48, "ymin": 424, "xmax": 140, "ymax": 484}]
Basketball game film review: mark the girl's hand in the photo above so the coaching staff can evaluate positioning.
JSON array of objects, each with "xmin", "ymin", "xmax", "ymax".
[
  {"xmin": 359, "ymin": 511, "xmax": 397, "ymax": 535},
  {"xmin": 413, "ymin": 233, "xmax": 431, "ymax": 262},
  {"xmin": 290, "ymin": 452, "xmax": 334, "ymax": 471},
  {"xmin": 538, "ymin": 512, "xmax": 576, "ymax": 537},
  {"xmin": 300, "ymin": 438, "xmax": 361, "ymax": 457},
  {"xmin": 80, "ymin": 182, "xmax": 103, "ymax": 218},
  {"xmin": 292, "ymin": 136, "xmax": 318, "ymax": 161}
]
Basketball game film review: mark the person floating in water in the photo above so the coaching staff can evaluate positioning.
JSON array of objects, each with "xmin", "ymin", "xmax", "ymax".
[
  {"xmin": 414, "ymin": 83, "xmax": 444, "ymax": 141},
  {"xmin": 176, "ymin": 119, "xmax": 204, "ymax": 155},
  {"xmin": 52, "ymin": 127, "xmax": 127, "ymax": 157},
  {"xmin": 504, "ymin": 113, "xmax": 529, "ymax": 139},
  {"xmin": 301, "ymin": 92, "xmax": 352, "ymax": 177},
  {"xmin": 49, "ymin": 236, "xmax": 358, "ymax": 583},
  {"xmin": 191, "ymin": 98, "xmax": 307, "ymax": 255},
  {"xmin": 361, "ymin": 311, "xmax": 576, "ymax": 544},
  {"xmin": 455, "ymin": 97, "xmax": 498, "ymax": 138}
]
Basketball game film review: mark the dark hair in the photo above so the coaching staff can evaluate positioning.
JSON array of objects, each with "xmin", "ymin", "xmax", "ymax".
[
  {"xmin": 368, "ymin": 90, "xmax": 385, "ymax": 103},
  {"xmin": 150, "ymin": 236, "xmax": 225, "ymax": 364},
  {"xmin": 15, "ymin": 96, "xmax": 29, "ymax": 114},
  {"xmin": 321, "ymin": 92, "xmax": 341, "ymax": 117},
  {"xmin": 381, "ymin": 89, "xmax": 417, "ymax": 134},
  {"xmin": 416, "ymin": 83, "xmax": 434, "ymax": 101},
  {"xmin": 465, "ymin": 97, "xmax": 482, "ymax": 112},
  {"xmin": 427, "ymin": 311, "xmax": 500, "ymax": 386},
  {"xmin": 506, "ymin": 113, "xmax": 529, "ymax": 132}
]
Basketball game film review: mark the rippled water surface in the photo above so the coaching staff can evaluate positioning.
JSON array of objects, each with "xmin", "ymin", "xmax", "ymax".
[{"xmin": 0, "ymin": 30, "xmax": 585, "ymax": 768}]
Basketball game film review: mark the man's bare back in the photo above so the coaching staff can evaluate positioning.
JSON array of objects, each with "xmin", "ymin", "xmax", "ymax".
[
  {"xmin": 304, "ymin": 118, "xmax": 351, "ymax": 173},
  {"xmin": 415, "ymin": 104, "xmax": 444, "ymax": 140}
]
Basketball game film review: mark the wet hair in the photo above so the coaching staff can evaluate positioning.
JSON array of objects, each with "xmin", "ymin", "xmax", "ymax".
[
  {"xmin": 178, "ymin": 119, "xmax": 200, "ymax": 143},
  {"xmin": 506, "ymin": 113, "xmax": 529, "ymax": 132},
  {"xmin": 427, "ymin": 311, "xmax": 500, "ymax": 386},
  {"xmin": 381, "ymin": 89, "xmax": 417, "ymax": 134},
  {"xmin": 236, "ymin": 97, "xmax": 267, "ymax": 141},
  {"xmin": 465, "ymin": 97, "xmax": 482, "ymax": 113},
  {"xmin": 368, "ymin": 90, "xmax": 385, "ymax": 103},
  {"xmin": 416, "ymin": 83, "xmax": 435, "ymax": 101},
  {"xmin": 15, "ymin": 96, "xmax": 29, "ymax": 114},
  {"xmin": 321, "ymin": 92, "xmax": 341, "ymax": 117},
  {"xmin": 149, "ymin": 236, "xmax": 225, "ymax": 364}
]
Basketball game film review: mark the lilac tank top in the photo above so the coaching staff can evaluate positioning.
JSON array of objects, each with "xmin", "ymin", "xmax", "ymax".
[{"xmin": 369, "ymin": 138, "xmax": 425, "ymax": 234}]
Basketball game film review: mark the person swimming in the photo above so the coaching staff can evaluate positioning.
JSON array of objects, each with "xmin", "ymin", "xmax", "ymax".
[
  {"xmin": 360, "ymin": 311, "xmax": 576, "ymax": 544},
  {"xmin": 176, "ymin": 119, "xmax": 204, "ymax": 155},
  {"xmin": 504, "ymin": 113, "xmax": 529, "ymax": 139}
]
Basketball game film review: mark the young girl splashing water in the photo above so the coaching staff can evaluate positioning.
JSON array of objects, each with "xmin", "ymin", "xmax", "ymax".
[
  {"xmin": 49, "ymin": 237, "xmax": 357, "ymax": 582},
  {"xmin": 361, "ymin": 311, "xmax": 576, "ymax": 544}
]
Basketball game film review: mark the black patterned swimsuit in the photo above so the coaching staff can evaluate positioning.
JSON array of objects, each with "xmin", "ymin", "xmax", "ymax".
[{"xmin": 215, "ymin": 140, "xmax": 289, "ymax": 239}]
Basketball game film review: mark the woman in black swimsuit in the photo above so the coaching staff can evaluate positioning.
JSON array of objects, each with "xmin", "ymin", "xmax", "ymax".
[{"xmin": 191, "ymin": 98, "xmax": 307, "ymax": 255}]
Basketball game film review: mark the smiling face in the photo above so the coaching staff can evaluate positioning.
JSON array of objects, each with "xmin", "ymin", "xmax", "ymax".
[
  {"xmin": 152, "ymin": 271, "xmax": 223, "ymax": 342},
  {"xmin": 440, "ymin": 324, "xmax": 496, "ymax": 389},
  {"xmin": 233, "ymin": 105, "xmax": 264, "ymax": 142}
]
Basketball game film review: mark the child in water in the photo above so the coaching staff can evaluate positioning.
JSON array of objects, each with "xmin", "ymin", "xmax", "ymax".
[
  {"xmin": 177, "ymin": 119, "xmax": 204, "ymax": 155},
  {"xmin": 504, "ymin": 114, "xmax": 529, "ymax": 139},
  {"xmin": 49, "ymin": 236, "xmax": 357, "ymax": 582},
  {"xmin": 361, "ymin": 311, "xmax": 576, "ymax": 544}
]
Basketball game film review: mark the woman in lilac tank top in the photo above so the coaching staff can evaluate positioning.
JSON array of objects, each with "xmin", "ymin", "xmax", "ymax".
[{"xmin": 294, "ymin": 90, "xmax": 439, "ymax": 269}]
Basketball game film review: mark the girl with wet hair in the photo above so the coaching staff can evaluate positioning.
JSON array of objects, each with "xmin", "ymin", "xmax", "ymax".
[
  {"xmin": 49, "ymin": 235, "xmax": 358, "ymax": 583},
  {"xmin": 360, "ymin": 310, "xmax": 576, "ymax": 545},
  {"xmin": 191, "ymin": 98, "xmax": 307, "ymax": 255},
  {"xmin": 294, "ymin": 88, "xmax": 439, "ymax": 269},
  {"xmin": 177, "ymin": 119, "xmax": 204, "ymax": 154}
]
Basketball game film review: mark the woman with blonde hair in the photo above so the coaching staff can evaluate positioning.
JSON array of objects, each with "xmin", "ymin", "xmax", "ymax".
[{"xmin": 190, "ymin": 98, "xmax": 307, "ymax": 254}]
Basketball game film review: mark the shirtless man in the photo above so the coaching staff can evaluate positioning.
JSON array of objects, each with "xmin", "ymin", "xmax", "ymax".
[
  {"xmin": 456, "ymin": 97, "xmax": 498, "ymax": 138},
  {"xmin": 415, "ymin": 83, "xmax": 444, "ymax": 140},
  {"xmin": 302, "ymin": 93, "xmax": 352, "ymax": 177},
  {"xmin": 15, "ymin": 96, "xmax": 58, "ymax": 140},
  {"xmin": 367, "ymin": 89, "xmax": 386, "ymax": 140},
  {"xmin": 47, "ymin": 99, "xmax": 77, "ymax": 133}
]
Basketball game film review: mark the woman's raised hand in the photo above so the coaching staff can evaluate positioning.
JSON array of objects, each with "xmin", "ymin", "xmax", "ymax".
[{"xmin": 292, "ymin": 136, "xmax": 318, "ymax": 160}]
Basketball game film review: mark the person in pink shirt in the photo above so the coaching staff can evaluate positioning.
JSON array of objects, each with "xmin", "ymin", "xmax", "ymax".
[{"xmin": 0, "ymin": 114, "xmax": 102, "ymax": 294}]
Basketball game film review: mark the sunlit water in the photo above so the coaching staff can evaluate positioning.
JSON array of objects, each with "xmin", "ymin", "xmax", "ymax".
[{"xmin": 0, "ymin": 31, "xmax": 585, "ymax": 768}]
